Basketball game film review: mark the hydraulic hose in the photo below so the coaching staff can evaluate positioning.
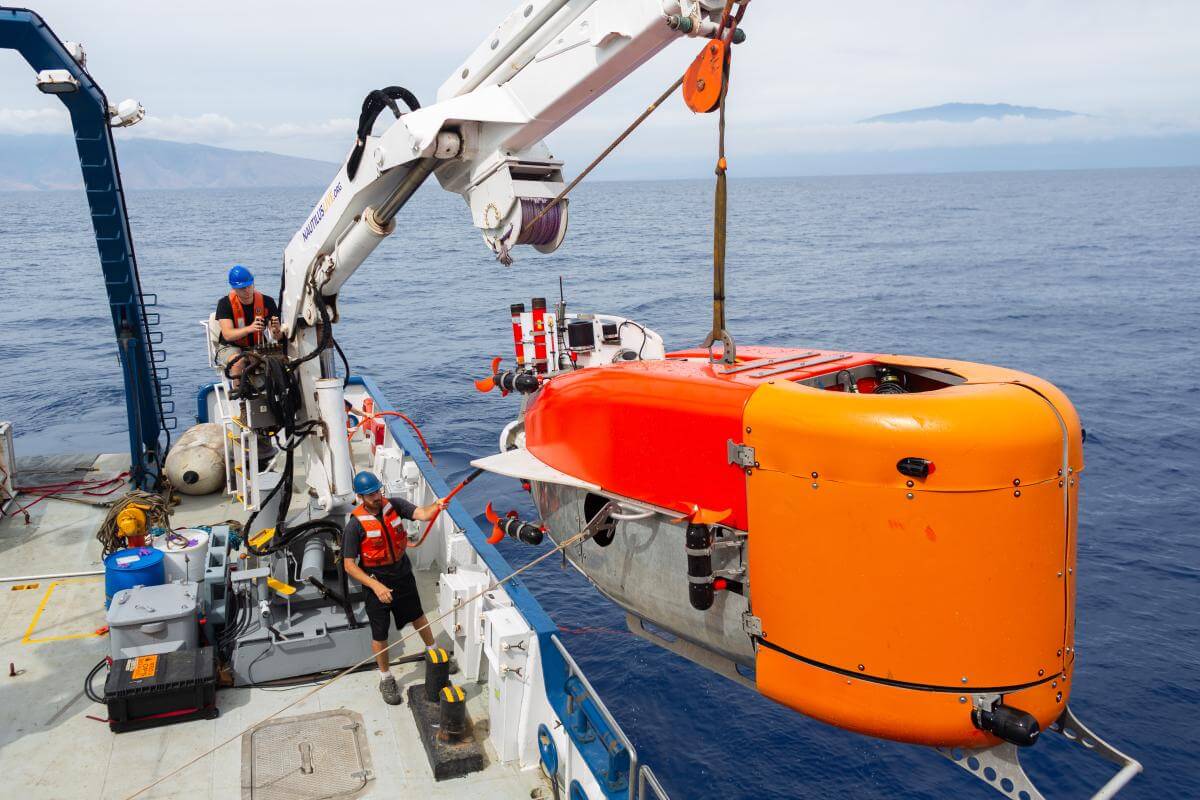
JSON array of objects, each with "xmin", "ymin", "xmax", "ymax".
[
  {"xmin": 85, "ymin": 657, "xmax": 109, "ymax": 704},
  {"xmin": 347, "ymin": 86, "xmax": 421, "ymax": 182},
  {"xmin": 249, "ymin": 518, "xmax": 342, "ymax": 557}
]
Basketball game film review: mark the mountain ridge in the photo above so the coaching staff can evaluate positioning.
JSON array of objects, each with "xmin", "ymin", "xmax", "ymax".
[
  {"xmin": 0, "ymin": 135, "xmax": 337, "ymax": 191},
  {"xmin": 861, "ymin": 102, "xmax": 1080, "ymax": 124}
]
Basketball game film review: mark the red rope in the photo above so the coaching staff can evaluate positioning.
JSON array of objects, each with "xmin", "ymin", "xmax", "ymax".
[
  {"xmin": 87, "ymin": 705, "xmax": 213, "ymax": 724},
  {"xmin": 347, "ymin": 408, "xmax": 435, "ymax": 464},
  {"xmin": 16, "ymin": 473, "xmax": 129, "ymax": 493},
  {"xmin": 374, "ymin": 411, "xmax": 435, "ymax": 464},
  {"xmin": 2, "ymin": 472, "xmax": 130, "ymax": 519}
]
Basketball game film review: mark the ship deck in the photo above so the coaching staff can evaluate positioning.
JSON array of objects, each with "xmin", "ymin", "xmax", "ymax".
[{"xmin": 0, "ymin": 452, "xmax": 548, "ymax": 799}]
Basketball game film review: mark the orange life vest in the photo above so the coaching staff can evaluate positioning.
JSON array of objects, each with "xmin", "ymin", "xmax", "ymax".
[
  {"xmin": 353, "ymin": 502, "xmax": 407, "ymax": 568},
  {"xmin": 227, "ymin": 290, "xmax": 266, "ymax": 347}
]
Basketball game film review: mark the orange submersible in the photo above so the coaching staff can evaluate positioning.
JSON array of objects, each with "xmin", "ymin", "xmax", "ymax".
[
  {"xmin": 470, "ymin": 4, "xmax": 1140, "ymax": 796},
  {"xmin": 476, "ymin": 326, "xmax": 1139, "ymax": 797}
]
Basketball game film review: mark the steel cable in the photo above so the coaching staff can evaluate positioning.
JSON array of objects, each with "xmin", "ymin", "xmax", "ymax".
[{"xmin": 519, "ymin": 74, "xmax": 685, "ymax": 239}]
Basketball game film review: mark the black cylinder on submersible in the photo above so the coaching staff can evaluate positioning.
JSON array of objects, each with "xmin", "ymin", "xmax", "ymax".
[
  {"xmin": 686, "ymin": 523, "xmax": 715, "ymax": 610},
  {"xmin": 498, "ymin": 515, "xmax": 544, "ymax": 545}
]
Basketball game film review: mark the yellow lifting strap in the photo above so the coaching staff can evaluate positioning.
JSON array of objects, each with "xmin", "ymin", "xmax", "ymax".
[{"xmin": 700, "ymin": 0, "xmax": 748, "ymax": 365}]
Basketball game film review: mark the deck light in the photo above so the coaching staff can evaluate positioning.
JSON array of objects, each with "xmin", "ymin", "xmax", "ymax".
[
  {"xmin": 109, "ymin": 99, "xmax": 145, "ymax": 128},
  {"xmin": 35, "ymin": 69, "xmax": 79, "ymax": 93},
  {"xmin": 63, "ymin": 40, "xmax": 87, "ymax": 67}
]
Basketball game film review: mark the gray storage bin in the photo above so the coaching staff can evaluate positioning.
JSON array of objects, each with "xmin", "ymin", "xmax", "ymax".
[{"xmin": 106, "ymin": 581, "xmax": 200, "ymax": 659}]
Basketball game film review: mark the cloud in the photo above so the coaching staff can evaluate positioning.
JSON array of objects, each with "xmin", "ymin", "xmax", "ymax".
[
  {"xmin": 3, "ymin": 2, "xmax": 1200, "ymax": 155},
  {"xmin": 552, "ymin": 107, "xmax": 1200, "ymax": 173},
  {"xmin": 6, "ymin": 103, "xmax": 1199, "ymax": 172},
  {"xmin": 127, "ymin": 113, "xmax": 355, "ymax": 144},
  {"xmin": 118, "ymin": 113, "xmax": 356, "ymax": 159},
  {"xmin": 0, "ymin": 107, "xmax": 71, "ymax": 135},
  {"xmin": 0, "ymin": 107, "xmax": 355, "ymax": 158},
  {"xmin": 5, "ymin": 1, "xmax": 1199, "ymax": 168}
]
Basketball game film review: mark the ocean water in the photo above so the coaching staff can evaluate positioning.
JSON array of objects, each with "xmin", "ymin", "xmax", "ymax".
[{"xmin": 1, "ymin": 167, "xmax": 1197, "ymax": 799}]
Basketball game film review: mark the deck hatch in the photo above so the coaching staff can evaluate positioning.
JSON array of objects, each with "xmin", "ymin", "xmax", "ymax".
[{"xmin": 242, "ymin": 709, "xmax": 374, "ymax": 800}]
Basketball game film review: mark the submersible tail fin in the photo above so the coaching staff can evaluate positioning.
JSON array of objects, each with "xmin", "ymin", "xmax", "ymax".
[{"xmin": 939, "ymin": 704, "xmax": 1142, "ymax": 799}]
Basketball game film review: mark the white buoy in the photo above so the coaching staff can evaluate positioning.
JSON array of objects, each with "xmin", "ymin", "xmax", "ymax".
[{"xmin": 165, "ymin": 423, "xmax": 225, "ymax": 495}]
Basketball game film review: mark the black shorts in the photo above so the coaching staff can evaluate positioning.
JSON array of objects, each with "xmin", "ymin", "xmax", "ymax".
[{"xmin": 363, "ymin": 571, "xmax": 425, "ymax": 642}]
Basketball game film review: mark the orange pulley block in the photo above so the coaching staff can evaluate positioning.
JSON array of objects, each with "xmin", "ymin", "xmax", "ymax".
[
  {"xmin": 681, "ymin": 0, "xmax": 749, "ymax": 114},
  {"xmin": 682, "ymin": 38, "xmax": 728, "ymax": 114}
]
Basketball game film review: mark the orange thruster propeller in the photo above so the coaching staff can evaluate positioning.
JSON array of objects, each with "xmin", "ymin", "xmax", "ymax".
[
  {"xmin": 484, "ymin": 503, "xmax": 544, "ymax": 546},
  {"xmin": 474, "ymin": 357, "xmax": 504, "ymax": 393},
  {"xmin": 484, "ymin": 502, "xmax": 505, "ymax": 544}
]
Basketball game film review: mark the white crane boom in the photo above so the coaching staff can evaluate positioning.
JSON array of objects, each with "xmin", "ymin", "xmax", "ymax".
[
  {"xmin": 281, "ymin": 0, "xmax": 724, "ymax": 333},
  {"xmin": 277, "ymin": 0, "xmax": 725, "ymax": 512}
]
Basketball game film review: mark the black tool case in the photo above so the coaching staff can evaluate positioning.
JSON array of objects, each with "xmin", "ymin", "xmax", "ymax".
[{"xmin": 104, "ymin": 646, "xmax": 218, "ymax": 733}]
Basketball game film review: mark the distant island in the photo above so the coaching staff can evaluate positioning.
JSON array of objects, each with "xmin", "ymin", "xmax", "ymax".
[
  {"xmin": 0, "ymin": 135, "xmax": 337, "ymax": 191},
  {"xmin": 861, "ymin": 102, "xmax": 1080, "ymax": 124}
]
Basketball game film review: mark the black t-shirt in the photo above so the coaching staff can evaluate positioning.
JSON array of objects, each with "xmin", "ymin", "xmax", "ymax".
[
  {"xmin": 343, "ymin": 498, "xmax": 418, "ymax": 582},
  {"xmin": 215, "ymin": 293, "xmax": 280, "ymax": 344}
]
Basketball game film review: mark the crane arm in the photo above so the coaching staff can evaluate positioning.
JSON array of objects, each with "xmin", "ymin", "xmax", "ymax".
[
  {"xmin": 275, "ymin": 0, "xmax": 726, "ymax": 513},
  {"xmin": 280, "ymin": 0, "xmax": 725, "ymax": 334}
]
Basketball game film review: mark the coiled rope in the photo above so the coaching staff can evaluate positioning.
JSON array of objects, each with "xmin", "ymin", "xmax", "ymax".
[
  {"xmin": 125, "ymin": 521, "xmax": 604, "ymax": 800},
  {"xmin": 516, "ymin": 197, "xmax": 565, "ymax": 247},
  {"xmin": 96, "ymin": 488, "xmax": 173, "ymax": 558}
]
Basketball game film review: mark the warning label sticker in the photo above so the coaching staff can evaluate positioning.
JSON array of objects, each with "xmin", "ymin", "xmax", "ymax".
[{"xmin": 130, "ymin": 655, "xmax": 158, "ymax": 680}]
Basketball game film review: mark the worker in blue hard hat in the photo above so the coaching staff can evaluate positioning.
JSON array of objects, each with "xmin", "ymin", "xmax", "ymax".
[
  {"xmin": 213, "ymin": 264, "xmax": 282, "ymax": 380},
  {"xmin": 342, "ymin": 470, "xmax": 447, "ymax": 705}
]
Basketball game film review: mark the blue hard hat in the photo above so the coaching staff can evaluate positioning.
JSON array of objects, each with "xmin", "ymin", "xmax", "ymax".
[
  {"xmin": 353, "ymin": 471, "xmax": 383, "ymax": 496},
  {"xmin": 228, "ymin": 264, "xmax": 254, "ymax": 288}
]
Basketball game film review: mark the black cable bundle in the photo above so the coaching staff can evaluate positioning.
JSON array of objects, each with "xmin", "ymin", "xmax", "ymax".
[
  {"xmin": 347, "ymin": 86, "xmax": 421, "ymax": 181},
  {"xmin": 236, "ymin": 289, "xmax": 342, "ymax": 545},
  {"xmin": 85, "ymin": 657, "xmax": 108, "ymax": 704},
  {"xmin": 218, "ymin": 281, "xmax": 361, "ymax": 657}
]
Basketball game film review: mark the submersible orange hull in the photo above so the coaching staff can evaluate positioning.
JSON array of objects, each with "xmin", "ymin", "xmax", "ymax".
[{"xmin": 500, "ymin": 343, "xmax": 1081, "ymax": 749}]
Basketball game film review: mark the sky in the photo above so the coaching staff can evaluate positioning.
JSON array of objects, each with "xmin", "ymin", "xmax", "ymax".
[{"xmin": 2, "ymin": 1, "xmax": 1199, "ymax": 175}]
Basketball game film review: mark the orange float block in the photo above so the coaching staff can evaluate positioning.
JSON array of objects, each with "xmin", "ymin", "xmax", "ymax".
[{"xmin": 744, "ymin": 356, "xmax": 1081, "ymax": 745}]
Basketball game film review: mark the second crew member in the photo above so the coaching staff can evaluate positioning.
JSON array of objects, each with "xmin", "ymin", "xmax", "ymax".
[{"xmin": 342, "ymin": 470, "xmax": 443, "ymax": 705}]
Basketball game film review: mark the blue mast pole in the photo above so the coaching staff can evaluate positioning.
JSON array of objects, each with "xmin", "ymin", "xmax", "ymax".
[{"xmin": 1, "ymin": 7, "xmax": 174, "ymax": 488}]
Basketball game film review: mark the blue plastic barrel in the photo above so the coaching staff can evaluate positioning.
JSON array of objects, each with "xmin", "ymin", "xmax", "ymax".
[{"xmin": 103, "ymin": 547, "xmax": 165, "ymax": 608}]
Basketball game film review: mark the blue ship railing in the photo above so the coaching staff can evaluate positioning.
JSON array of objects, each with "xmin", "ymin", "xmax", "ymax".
[{"xmin": 1, "ymin": 7, "xmax": 175, "ymax": 488}]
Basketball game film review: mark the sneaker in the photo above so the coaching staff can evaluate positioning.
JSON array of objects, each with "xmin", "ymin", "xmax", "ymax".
[{"xmin": 379, "ymin": 673, "xmax": 402, "ymax": 705}]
